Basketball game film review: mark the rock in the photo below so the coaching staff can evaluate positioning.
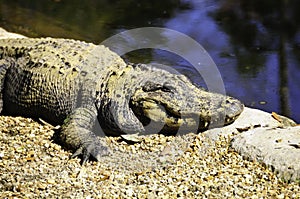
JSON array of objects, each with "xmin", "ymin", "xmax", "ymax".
[
  {"xmin": 231, "ymin": 126, "xmax": 300, "ymax": 182},
  {"xmin": 203, "ymin": 107, "xmax": 294, "ymax": 141},
  {"xmin": 0, "ymin": 28, "xmax": 26, "ymax": 39},
  {"xmin": 203, "ymin": 107, "xmax": 299, "ymax": 182}
]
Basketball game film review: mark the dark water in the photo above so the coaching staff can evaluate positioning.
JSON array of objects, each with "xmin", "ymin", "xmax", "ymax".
[{"xmin": 0, "ymin": 0, "xmax": 299, "ymax": 122}]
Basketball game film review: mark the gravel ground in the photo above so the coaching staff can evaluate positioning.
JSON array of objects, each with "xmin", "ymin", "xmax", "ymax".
[{"xmin": 0, "ymin": 116, "xmax": 299, "ymax": 198}]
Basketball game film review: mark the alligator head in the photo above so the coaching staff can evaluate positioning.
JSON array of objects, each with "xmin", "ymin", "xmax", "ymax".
[{"xmin": 97, "ymin": 63, "xmax": 244, "ymax": 135}]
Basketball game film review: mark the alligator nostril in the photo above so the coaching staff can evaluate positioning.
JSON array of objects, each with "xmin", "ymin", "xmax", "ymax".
[
  {"xmin": 224, "ymin": 97, "xmax": 244, "ymax": 122},
  {"xmin": 226, "ymin": 97, "xmax": 234, "ymax": 104}
]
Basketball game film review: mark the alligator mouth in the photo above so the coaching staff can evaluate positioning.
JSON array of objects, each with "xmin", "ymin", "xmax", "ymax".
[
  {"xmin": 130, "ymin": 98, "xmax": 183, "ymax": 134},
  {"xmin": 130, "ymin": 96, "xmax": 244, "ymax": 135},
  {"xmin": 129, "ymin": 98, "xmax": 215, "ymax": 135}
]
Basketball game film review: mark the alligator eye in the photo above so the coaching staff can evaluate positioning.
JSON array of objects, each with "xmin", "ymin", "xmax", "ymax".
[
  {"xmin": 162, "ymin": 83, "xmax": 175, "ymax": 92},
  {"xmin": 142, "ymin": 81, "xmax": 174, "ymax": 93},
  {"xmin": 161, "ymin": 86, "xmax": 172, "ymax": 92}
]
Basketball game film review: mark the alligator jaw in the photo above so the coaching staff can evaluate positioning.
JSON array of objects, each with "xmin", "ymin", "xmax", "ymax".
[{"xmin": 130, "ymin": 86, "xmax": 244, "ymax": 133}]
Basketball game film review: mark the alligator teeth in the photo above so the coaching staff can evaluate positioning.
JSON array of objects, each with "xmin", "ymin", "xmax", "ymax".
[
  {"xmin": 204, "ymin": 122, "xmax": 209, "ymax": 128},
  {"xmin": 226, "ymin": 117, "xmax": 235, "ymax": 123}
]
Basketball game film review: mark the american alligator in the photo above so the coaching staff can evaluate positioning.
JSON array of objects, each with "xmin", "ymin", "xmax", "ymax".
[{"xmin": 0, "ymin": 37, "xmax": 243, "ymax": 164}]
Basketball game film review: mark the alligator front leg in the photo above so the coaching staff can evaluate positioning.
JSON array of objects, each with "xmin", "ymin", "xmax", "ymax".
[
  {"xmin": 0, "ymin": 58, "xmax": 11, "ymax": 112},
  {"xmin": 59, "ymin": 107, "xmax": 110, "ymax": 164}
]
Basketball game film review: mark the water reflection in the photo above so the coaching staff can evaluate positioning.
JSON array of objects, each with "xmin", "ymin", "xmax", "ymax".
[
  {"xmin": 0, "ymin": 0, "xmax": 189, "ymax": 41},
  {"xmin": 211, "ymin": 0, "xmax": 300, "ymax": 121},
  {"xmin": 163, "ymin": 0, "xmax": 300, "ymax": 122}
]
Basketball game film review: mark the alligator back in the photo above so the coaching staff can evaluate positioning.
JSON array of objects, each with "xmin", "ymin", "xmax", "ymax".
[{"xmin": 0, "ymin": 38, "xmax": 126, "ymax": 124}]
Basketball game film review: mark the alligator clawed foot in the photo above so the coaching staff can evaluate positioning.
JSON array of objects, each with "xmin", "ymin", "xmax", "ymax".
[{"xmin": 71, "ymin": 139, "xmax": 110, "ymax": 165}]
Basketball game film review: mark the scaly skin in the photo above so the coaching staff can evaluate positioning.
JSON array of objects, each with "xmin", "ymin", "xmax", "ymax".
[{"xmin": 0, "ymin": 37, "xmax": 244, "ymax": 164}]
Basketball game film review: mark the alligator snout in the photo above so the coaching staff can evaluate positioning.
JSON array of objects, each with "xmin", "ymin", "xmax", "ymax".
[
  {"xmin": 130, "ymin": 77, "xmax": 244, "ymax": 133},
  {"xmin": 224, "ymin": 96, "xmax": 244, "ymax": 124}
]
